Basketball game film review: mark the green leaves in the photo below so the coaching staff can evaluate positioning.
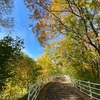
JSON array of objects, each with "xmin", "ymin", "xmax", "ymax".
[
  {"xmin": 24, "ymin": 0, "xmax": 100, "ymax": 82},
  {"xmin": 0, "ymin": 35, "xmax": 24, "ymax": 90},
  {"xmin": 1, "ymin": 53, "xmax": 42, "ymax": 99}
]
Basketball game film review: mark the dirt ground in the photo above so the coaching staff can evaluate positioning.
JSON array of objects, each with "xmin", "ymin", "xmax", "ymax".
[{"xmin": 36, "ymin": 76, "xmax": 93, "ymax": 100}]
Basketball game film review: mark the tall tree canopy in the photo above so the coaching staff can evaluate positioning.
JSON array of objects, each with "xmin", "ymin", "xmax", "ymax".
[
  {"xmin": 2, "ymin": 54, "xmax": 41, "ymax": 99},
  {"xmin": 25, "ymin": 0, "xmax": 100, "ymax": 54},
  {"xmin": 25, "ymin": 0, "xmax": 100, "ymax": 79},
  {"xmin": 45, "ymin": 38, "xmax": 100, "ymax": 81},
  {"xmin": 0, "ymin": 35, "xmax": 24, "ymax": 90}
]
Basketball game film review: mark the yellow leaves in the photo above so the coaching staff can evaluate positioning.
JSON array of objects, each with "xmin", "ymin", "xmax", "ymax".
[
  {"xmin": 61, "ymin": 14, "xmax": 68, "ymax": 22},
  {"xmin": 86, "ymin": 32, "xmax": 100, "ymax": 41},
  {"xmin": 44, "ymin": 14, "xmax": 50, "ymax": 19},
  {"xmin": 79, "ymin": 39, "xmax": 83, "ymax": 43},
  {"xmin": 86, "ymin": 31, "xmax": 96, "ymax": 39},
  {"xmin": 61, "ymin": 17, "xmax": 66, "ymax": 22},
  {"xmin": 67, "ymin": 13, "xmax": 72, "ymax": 17},
  {"xmin": 70, "ymin": 17, "xmax": 76, "ymax": 22},
  {"xmin": 78, "ymin": 0, "xmax": 93, "ymax": 8},
  {"xmin": 83, "ymin": 62, "xmax": 91, "ymax": 69},
  {"xmin": 37, "ymin": 55, "xmax": 52, "ymax": 76},
  {"xmin": 40, "ymin": 31, "xmax": 48, "ymax": 40},
  {"xmin": 40, "ymin": 19, "xmax": 47, "ymax": 26},
  {"xmin": 52, "ymin": 0, "xmax": 65, "ymax": 4},
  {"xmin": 65, "ymin": 13, "xmax": 76, "ymax": 23},
  {"xmin": 50, "ymin": 23, "xmax": 55, "ymax": 28},
  {"xmin": 90, "ymin": 51, "xmax": 97, "ymax": 57},
  {"xmin": 86, "ymin": 32, "xmax": 93, "ymax": 35},
  {"xmin": 61, "ymin": 13, "xmax": 75, "ymax": 27},
  {"xmin": 86, "ymin": 32, "xmax": 94, "ymax": 38},
  {"xmin": 34, "ymin": 9, "xmax": 40, "ymax": 19},
  {"xmin": 52, "ymin": 4, "xmax": 62, "ymax": 11},
  {"xmin": 95, "ymin": 36, "xmax": 100, "ymax": 40},
  {"xmin": 85, "ymin": 1, "xmax": 94, "ymax": 9},
  {"xmin": 36, "ymin": 19, "xmax": 48, "ymax": 30},
  {"xmin": 85, "ymin": 3, "xmax": 90, "ymax": 7},
  {"xmin": 78, "ymin": 0, "xmax": 85, "ymax": 6},
  {"xmin": 37, "ymin": 55, "xmax": 50, "ymax": 69},
  {"xmin": 52, "ymin": 0, "xmax": 67, "ymax": 11}
]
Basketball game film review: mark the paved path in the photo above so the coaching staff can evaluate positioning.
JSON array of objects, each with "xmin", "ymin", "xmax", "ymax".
[{"xmin": 36, "ymin": 76, "xmax": 93, "ymax": 100}]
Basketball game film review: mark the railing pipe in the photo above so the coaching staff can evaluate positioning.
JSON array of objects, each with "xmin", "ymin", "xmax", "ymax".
[{"xmin": 28, "ymin": 75, "xmax": 100, "ymax": 100}]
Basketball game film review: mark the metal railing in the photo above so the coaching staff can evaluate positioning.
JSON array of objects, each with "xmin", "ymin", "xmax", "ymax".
[
  {"xmin": 27, "ymin": 75, "xmax": 55, "ymax": 100},
  {"xmin": 28, "ymin": 75, "xmax": 100, "ymax": 100},
  {"xmin": 70, "ymin": 78, "xmax": 100, "ymax": 100}
]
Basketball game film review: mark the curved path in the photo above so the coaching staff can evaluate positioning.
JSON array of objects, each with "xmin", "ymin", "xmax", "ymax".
[{"xmin": 36, "ymin": 76, "xmax": 93, "ymax": 100}]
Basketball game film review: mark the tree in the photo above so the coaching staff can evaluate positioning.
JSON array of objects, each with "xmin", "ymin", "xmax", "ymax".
[
  {"xmin": 37, "ymin": 54, "xmax": 55, "ymax": 77},
  {"xmin": 25, "ymin": 0, "xmax": 100, "ymax": 79},
  {"xmin": 1, "ymin": 54, "xmax": 41, "ymax": 99},
  {"xmin": 25, "ymin": 0, "xmax": 100, "ymax": 53},
  {"xmin": 0, "ymin": 0, "xmax": 14, "ymax": 31},
  {"xmin": 0, "ymin": 35, "xmax": 24, "ymax": 90},
  {"xmin": 45, "ymin": 37, "xmax": 100, "ymax": 82}
]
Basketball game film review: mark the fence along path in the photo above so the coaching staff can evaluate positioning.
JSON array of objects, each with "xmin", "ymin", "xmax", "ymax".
[
  {"xmin": 70, "ymin": 77, "xmax": 100, "ymax": 100},
  {"xmin": 28, "ymin": 75, "xmax": 100, "ymax": 100}
]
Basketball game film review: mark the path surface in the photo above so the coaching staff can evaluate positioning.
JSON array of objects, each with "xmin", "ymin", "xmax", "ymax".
[{"xmin": 36, "ymin": 76, "xmax": 92, "ymax": 100}]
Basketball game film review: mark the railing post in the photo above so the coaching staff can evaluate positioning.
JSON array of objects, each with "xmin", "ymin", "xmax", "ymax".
[
  {"xmin": 33, "ymin": 83, "xmax": 38, "ymax": 100},
  {"xmin": 70, "ymin": 77, "xmax": 74, "ymax": 86},
  {"xmin": 79, "ymin": 80, "xmax": 82, "ymax": 91},
  {"xmin": 28, "ymin": 85, "xmax": 31, "ymax": 100},
  {"xmin": 88, "ymin": 81, "xmax": 92, "ymax": 99}
]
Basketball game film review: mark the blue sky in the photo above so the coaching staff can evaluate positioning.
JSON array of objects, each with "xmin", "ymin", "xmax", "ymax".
[{"xmin": 0, "ymin": 0, "xmax": 44, "ymax": 60}]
